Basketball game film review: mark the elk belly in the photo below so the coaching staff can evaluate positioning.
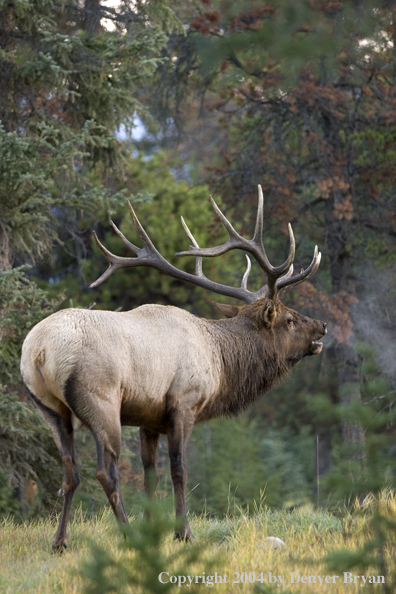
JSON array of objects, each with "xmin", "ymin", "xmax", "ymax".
[{"xmin": 120, "ymin": 397, "xmax": 166, "ymax": 430}]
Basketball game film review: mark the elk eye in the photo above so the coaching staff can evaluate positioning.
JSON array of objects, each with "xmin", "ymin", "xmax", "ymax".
[{"xmin": 287, "ymin": 318, "xmax": 294, "ymax": 326}]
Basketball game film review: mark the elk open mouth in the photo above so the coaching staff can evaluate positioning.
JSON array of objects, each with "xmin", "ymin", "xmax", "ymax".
[
  {"xmin": 309, "ymin": 324, "xmax": 327, "ymax": 355},
  {"xmin": 309, "ymin": 341, "xmax": 323, "ymax": 355}
]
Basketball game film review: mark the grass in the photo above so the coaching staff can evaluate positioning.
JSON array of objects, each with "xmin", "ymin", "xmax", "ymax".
[{"xmin": 0, "ymin": 494, "xmax": 395, "ymax": 593}]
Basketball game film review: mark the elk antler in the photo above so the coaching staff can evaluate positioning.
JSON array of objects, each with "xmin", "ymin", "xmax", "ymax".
[
  {"xmin": 90, "ymin": 201, "xmax": 262, "ymax": 303},
  {"xmin": 176, "ymin": 185, "xmax": 321, "ymax": 302},
  {"xmin": 90, "ymin": 186, "xmax": 321, "ymax": 304}
]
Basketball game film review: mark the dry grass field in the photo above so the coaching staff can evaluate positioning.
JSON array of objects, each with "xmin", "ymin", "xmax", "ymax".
[{"xmin": 0, "ymin": 494, "xmax": 395, "ymax": 593}]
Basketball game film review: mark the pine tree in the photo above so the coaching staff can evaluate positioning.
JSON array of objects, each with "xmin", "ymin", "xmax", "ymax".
[{"xmin": 0, "ymin": 0, "xmax": 182, "ymax": 513}]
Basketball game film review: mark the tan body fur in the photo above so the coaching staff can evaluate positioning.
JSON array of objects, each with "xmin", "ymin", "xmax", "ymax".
[{"xmin": 22, "ymin": 305, "xmax": 224, "ymax": 433}]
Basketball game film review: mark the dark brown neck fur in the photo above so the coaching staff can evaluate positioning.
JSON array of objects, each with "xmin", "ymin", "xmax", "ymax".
[{"xmin": 198, "ymin": 313, "xmax": 291, "ymax": 421}]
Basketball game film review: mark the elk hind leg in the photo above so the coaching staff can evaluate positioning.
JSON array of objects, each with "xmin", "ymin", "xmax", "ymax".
[
  {"xmin": 28, "ymin": 391, "xmax": 80, "ymax": 551},
  {"xmin": 63, "ymin": 376, "xmax": 128, "ymax": 525},
  {"xmin": 93, "ymin": 420, "xmax": 128, "ymax": 524},
  {"xmin": 53, "ymin": 417, "xmax": 80, "ymax": 551}
]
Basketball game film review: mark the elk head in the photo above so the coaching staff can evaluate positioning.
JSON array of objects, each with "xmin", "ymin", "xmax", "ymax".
[{"xmin": 215, "ymin": 297, "xmax": 326, "ymax": 364}]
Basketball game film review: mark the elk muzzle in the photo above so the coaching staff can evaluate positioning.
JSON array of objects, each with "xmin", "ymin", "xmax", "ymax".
[{"xmin": 307, "ymin": 322, "xmax": 327, "ymax": 356}]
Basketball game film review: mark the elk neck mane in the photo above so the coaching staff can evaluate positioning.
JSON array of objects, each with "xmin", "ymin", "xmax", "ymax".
[{"xmin": 198, "ymin": 313, "xmax": 291, "ymax": 421}]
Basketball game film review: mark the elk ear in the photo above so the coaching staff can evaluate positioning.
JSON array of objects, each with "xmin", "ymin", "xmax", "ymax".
[
  {"xmin": 262, "ymin": 299, "xmax": 277, "ymax": 328},
  {"xmin": 212, "ymin": 302, "xmax": 240, "ymax": 318}
]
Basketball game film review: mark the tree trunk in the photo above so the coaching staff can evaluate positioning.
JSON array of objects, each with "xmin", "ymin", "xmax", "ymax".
[
  {"xmin": 0, "ymin": 5, "xmax": 16, "ymax": 130},
  {"xmin": 0, "ymin": 228, "xmax": 11, "ymax": 271},
  {"xmin": 84, "ymin": 0, "xmax": 102, "ymax": 36},
  {"xmin": 335, "ymin": 342, "xmax": 365, "ymax": 444},
  {"xmin": 314, "ymin": 429, "xmax": 332, "ymax": 504},
  {"xmin": 325, "ymin": 195, "xmax": 365, "ymax": 451}
]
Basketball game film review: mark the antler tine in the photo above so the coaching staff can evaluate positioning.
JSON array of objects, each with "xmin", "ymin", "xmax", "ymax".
[
  {"xmin": 176, "ymin": 196, "xmax": 248, "ymax": 260},
  {"xmin": 181, "ymin": 216, "xmax": 203, "ymax": 277},
  {"xmin": 268, "ymin": 222, "xmax": 296, "ymax": 275},
  {"xmin": 209, "ymin": 195, "xmax": 241, "ymax": 241},
  {"xmin": 263, "ymin": 223, "xmax": 296, "ymax": 299},
  {"xmin": 90, "ymin": 231, "xmax": 137, "ymax": 288},
  {"xmin": 90, "ymin": 202, "xmax": 158, "ymax": 289},
  {"xmin": 126, "ymin": 200, "xmax": 157, "ymax": 252},
  {"xmin": 273, "ymin": 246, "xmax": 321, "ymax": 296},
  {"xmin": 181, "ymin": 215, "xmax": 254, "ymax": 294},
  {"xmin": 241, "ymin": 255, "xmax": 252, "ymax": 290},
  {"xmin": 181, "ymin": 215, "xmax": 254, "ymax": 295},
  {"xmin": 282, "ymin": 263, "xmax": 294, "ymax": 279},
  {"xmin": 252, "ymin": 184, "xmax": 264, "ymax": 244},
  {"xmin": 283, "ymin": 223, "xmax": 296, "ymax": 272},
  {"xmin": 109, "ymin": 219, "xmax": 140, "ymax": 254}
]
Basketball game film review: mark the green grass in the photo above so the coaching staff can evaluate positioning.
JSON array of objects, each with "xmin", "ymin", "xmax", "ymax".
[{"xmin": 0, "ymin": 495, "xmax": 395, "ymax": 593}]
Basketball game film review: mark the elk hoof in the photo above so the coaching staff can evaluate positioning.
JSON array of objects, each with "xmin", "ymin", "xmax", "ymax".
[{"xmin": 52, "ymin": 541, "xmax": 67, "ymax": 554}]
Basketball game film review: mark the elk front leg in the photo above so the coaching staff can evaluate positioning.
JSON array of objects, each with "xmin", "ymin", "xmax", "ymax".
[{"xmin": 166, "ymin": 414, "xmax": 194, "ymax": 541}]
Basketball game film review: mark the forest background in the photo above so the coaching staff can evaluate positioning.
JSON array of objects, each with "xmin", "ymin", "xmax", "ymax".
[{"xmin": 0, "ymin": 0, "xmax": 395, "ymax": 521}]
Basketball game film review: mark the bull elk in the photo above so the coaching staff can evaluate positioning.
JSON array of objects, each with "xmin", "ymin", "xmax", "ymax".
[{"xmin": 20, "ymin": 186, "xmax": 326, "ymax": 549}]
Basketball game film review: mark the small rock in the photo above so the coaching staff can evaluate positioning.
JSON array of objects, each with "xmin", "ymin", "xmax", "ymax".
[{"xmin": 265, "ymin": 536, "xmax": 286, "ymax": 549}]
